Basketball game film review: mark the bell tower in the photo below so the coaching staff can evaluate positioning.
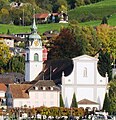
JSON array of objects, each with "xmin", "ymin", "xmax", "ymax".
[{"xmin": 25, "ymin": 9, "xmax": 43, "ymax": 82}]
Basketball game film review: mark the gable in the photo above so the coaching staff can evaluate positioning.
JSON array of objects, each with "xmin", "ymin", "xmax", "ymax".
[{"xmin": 72, "ymin": 54, "xmax": 98, "ymax": 61}]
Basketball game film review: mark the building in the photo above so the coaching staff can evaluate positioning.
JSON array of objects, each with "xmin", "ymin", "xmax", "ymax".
[
  {"xmin": 25, "ymin": 11, "xmax": 44, "ymax": 82},
  {"xmin": 0, "ymin": 83, "xmax": 7, "ymax": 109},
  {"xmin": 35, "ymin": 13, "xmax": 59, "ymax": 24},
  {"xmin": 6, "ymin": 80, "xmax": 60, "ymax": 108},
  {"xmin": 61, "ymin": 55, "xmax": 108, "ymax": 110}
]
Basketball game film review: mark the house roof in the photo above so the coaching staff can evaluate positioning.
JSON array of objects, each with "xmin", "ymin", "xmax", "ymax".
[
  {"xmin": 0, "ymin": 83, "xmax": 7, "ymax": 91},
  {"xmin": 31, "ymin": 59, "xmax": 73, "ymax": 85},
  {"xmin": 0, "ymin": 76, "xmax": 14, "ymax": 84},
  {"xmin": 35, "ymin": 13, "xmax": 59, "ymax": 19},
  {"xmin": 9, "ymin": 84, "xmax": 31, "ymax": 98},
  {"xmin": 35, "ymin": 13, "xmax": 49, "ymax": 19},
  {"xmin": 78, "ymin": 99, "xmax": 98, "ymax": 105},
  {"xmin": 29, "ymin": 80, "xmax": 60, "ymax": 91},
  {"xmin": 0, "ymin": 72, "xmax": 24, "ymax": 84},
  {"xmin": 0, "ymin": 34, "xmax": 25, "ymax": 42}
]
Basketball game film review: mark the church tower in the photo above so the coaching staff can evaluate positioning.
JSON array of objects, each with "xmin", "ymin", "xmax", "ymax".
[{"xmin": 25, "ymin": 10, "xmax": 43, "ymax": 82}]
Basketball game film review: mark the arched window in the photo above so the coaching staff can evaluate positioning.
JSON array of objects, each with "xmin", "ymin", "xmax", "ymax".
[
  {"xmin": 34, "ymin": 53, "xmax": 39, "ymax": 61},
  {"xmin": 83, "ymin": 67, "xmax": 87, "ymax": 77}
]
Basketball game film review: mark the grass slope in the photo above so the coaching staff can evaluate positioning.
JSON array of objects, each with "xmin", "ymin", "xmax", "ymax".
[
  {"xmin": 68, "ymin": 0, "xmax": 116, "ymax": 22},
  {"xmin": 81, "ymin": 13, "xmax": 116, "ymax": 26},
  {"xmin": 0, "ymin": 23, "xmax": 68, "ymax": 35}
]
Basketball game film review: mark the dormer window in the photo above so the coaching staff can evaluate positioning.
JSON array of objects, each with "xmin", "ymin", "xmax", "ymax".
[
  {"xmin": 35, "ymin": 86, "xmax": 38, "ymax": 90},
  {"xmin": 51, "ymin": 87, "xmax": 53, "ymax": 90},
  {"xmin": 43, "ymin": 87, "xmax": 46, "ymax": 90}
]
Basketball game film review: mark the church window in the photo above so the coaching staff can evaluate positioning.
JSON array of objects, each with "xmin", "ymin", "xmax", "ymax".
[
  {"xmin": 83, "ymin": 67, "xmax": 87, "ymax": 77},
  {"xmin": 34, "ymin": 53, "xmax": 39, "ymax": 61}
]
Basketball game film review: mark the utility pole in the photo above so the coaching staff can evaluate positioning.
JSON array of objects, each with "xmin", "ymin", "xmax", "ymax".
[{"xmin": 23, "ymin": 9, "xmax": 24, "ymax": 26}]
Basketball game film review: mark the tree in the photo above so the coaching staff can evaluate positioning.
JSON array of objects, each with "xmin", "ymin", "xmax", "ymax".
[
  {"xmin": 6, "ymin": 55, "xmax": 25, "ymax": 74},
  {"xmin": 0, "ymin": 43, "xmax": 11, "ymax": 73},
  {"xmin": 70, "ymin": 93, "xmax": 78, "ymax": 108},
  {"xmin": 96, "ymin": 24, "xmax": 116, "ymax": 59},
  {"xmin": 108, "ymin": 79, "xmax": 116, "ymax": 114},
  {"xmin": 60, "ymin": 94, "xmax": 65, "ymax": 107},
  {"xmin": 48, "ymin": 27, "xmax": 79, "ymax": 59},
  {"xmin": 102, "ymin": 92, "xmax": 110, "ymax": 113},
  {"xmin": 69, "ymin": 21, "xmax": 101, "ymax": 56},
  {"xmin": 98, "ymin": 50, "xmax": 113, "ymax": 81},
  {"xmin": 101, "ymin": 16, "xmax": 108, "ymax": 25},
  {"xmin": 67, "ymin": 0, "xmax": 77, "ymax": 9}
]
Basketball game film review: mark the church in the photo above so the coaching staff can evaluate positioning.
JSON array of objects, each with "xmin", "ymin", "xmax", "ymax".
[
  {"xmin": 22, "ymin": 11, "xmax": 108, "ymax": 110},
  {"xmin": 61, "ymin": 55, "xmax": 108, "ymax": 110}
]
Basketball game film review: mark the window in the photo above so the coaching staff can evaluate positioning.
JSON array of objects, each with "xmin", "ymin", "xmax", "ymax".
[
  {"xmin": 34, "ymin": 53, "xmax": 39, "ymax": 61},
  {"xmin": 27, "ymin": 53, "xmax": 29, "ymax": 61},
  {"xmin": 83, "ymin": 67, "xmax": 87, "ymax": 77}
]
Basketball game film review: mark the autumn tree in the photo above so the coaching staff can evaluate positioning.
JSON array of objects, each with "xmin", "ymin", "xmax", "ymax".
[
  {"xmin": 48, "ymin": 27, "xmax": 79, "ymax": 59},
  {"xmin": 0, "ymin": 43, "xmax": 11, "ymax": 73},
  {"xmin": 96, "ymin": 24, "xmax": 116, "ymax": 59},
  {"xmin": 69, "ymin": 21, "xmax": 101, "ymax": 56}
]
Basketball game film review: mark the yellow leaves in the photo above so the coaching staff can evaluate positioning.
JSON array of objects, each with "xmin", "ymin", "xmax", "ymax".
[
  {"xmin": 1, "ymin": 8, "xmax": 9, "ymax": 15},
  {"xmin": 0, "ymin": 43, "xmax": 11, "ymax": 64},
  {"xmin": 96, "ymin": 24, "xmax": 116, "ymax": 58}
]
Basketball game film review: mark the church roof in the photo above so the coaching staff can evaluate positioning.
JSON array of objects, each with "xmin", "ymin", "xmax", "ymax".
[
  {"xmin": 32, "ymin": 59, "xmax": 73, "ymax": 84},
  {"xmin": 29, "ymin": 10, "xmax": 41, "ymax": 40},
  {"xmin": 78, "ymin": 99, "xmax": 98, "ymax": 105}
]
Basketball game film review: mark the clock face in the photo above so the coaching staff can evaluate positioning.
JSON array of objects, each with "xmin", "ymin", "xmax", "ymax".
[{"xmin": 34, "ymin": 40, "xmax": 39, "ymax": 46}]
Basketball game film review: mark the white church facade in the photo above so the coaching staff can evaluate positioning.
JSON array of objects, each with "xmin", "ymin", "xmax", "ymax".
[{"xmin": 61, "ymin": 55, "xmax": 108, "ymax": 110}]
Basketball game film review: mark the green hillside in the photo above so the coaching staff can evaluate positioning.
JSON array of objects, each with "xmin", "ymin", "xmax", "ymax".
[
  {"xmin": 68, "ymin": 0, "xmax": 116, "ymax": 22},
  {"xmin": 81, "ymin": 13, "xmax": 116, "ymax": 26},
  {"xmin": 0, "ymin": 23, "xmax": 68, "ymax": 35}
]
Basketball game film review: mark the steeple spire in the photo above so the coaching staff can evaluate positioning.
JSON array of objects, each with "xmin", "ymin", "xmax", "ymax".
[{"xmin": 31, "ymin": 9, "xmax": 37, "ymax": 33}]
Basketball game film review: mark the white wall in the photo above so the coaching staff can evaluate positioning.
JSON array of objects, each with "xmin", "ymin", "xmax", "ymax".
[
  {"xmin": 0, "ymin": 91, "xmax": 5, "ymax": 98},
  {"xmin": 29, "ymin": 90, "xmax": 60, "ymax": 107},
  {"xmin": 62, "ymin": 55, "xmax": 108, "ymax": 110}
]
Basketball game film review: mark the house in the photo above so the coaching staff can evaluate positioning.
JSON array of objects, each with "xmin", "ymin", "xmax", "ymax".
[
  {"xmin": 0, "ymin": 34, "xmax": 24, "ymax": 47},
  {"xmin": 0, "ymin": 35, "xmax": 14, "ymax": 48},
  {"xmin": 14, "ymin": 33, "xmax": 31, "ymax": 39},
  {"xmin": 35, "ymin": 13, "xmax": 59, "ymax": 23},
  {"xmin": 6, "ymin": 80, "xmax": 60, "ymax": 108},
  {"xmin": 61, "ymin": 55, "xmax": 108, "ymax": 110},
  {"xmin": 0, "ymin": 83, "xmax": 7, "ymax": 109},
  {"xmin": 78, "ymin": 99, "xmax": 99, "ymax": 110}
]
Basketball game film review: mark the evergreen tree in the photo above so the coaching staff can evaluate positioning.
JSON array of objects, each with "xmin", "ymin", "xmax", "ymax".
[
  {"xmin": 101, "ymin": 16, "xmax": 108, "ymax": 25},
  {"xmin": 98, "ymin": 50, "xmax": 112, "ymax": 81},
  {"xmin": 70, "ymin": 93, "xmax": 78, "ymax": 108},
  {"xmin": 102, "ymin": 92, "xmax": 110, "ymax": 113},
  {"xmin": 60, "ymin": 94, "xmax": 65, "ymax": 107}
]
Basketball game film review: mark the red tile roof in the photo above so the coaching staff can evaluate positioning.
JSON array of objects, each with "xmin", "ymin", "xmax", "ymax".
[
  {"xmin": 0, "ymin": 83, "xmax": 7, "ymax": 91},
  {"xmin": 78, "ymin": 99, "xmax": 98, "ymax": 104},
  {"xmin": 9, "ymin": 84, "xmax": 32, "ymax": 98},
  {"xmin": 35, "ymin": 13, "xmax": 49, "ymax": 19}
]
